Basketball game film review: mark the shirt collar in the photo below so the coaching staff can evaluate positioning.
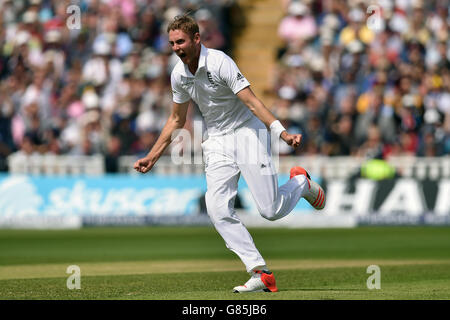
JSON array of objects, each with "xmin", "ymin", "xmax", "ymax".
[
  {"xmin": 198, "ymin": 44, "xmax": 207, "ymax": 70},
  {"xmin": 183, "ymin": 44, "xmax": 208, "ymax": 77}
]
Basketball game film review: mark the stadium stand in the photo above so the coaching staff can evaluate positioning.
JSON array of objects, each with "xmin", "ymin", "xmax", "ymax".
[{"xmin": 0, "ymin": 0, "xmax": 449, "ymax": 175}]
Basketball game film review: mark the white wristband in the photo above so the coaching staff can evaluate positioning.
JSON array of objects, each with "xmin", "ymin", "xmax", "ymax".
[{"xmin": 269, "ymin": 120, "xmax": 286, "ymax": 139}]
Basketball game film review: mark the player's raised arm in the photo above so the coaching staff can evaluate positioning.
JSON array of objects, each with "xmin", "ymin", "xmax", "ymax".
[
  {"xmin": 236, "ymin": 87, "xmax": 302, "ymax": 148},
  {"xmin": 133, "ymin": 101, "xmax": 190, "ymax": 173}
]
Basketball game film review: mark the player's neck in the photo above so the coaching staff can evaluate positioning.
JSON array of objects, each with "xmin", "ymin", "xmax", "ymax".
[
  {"xmin": 188, "ymin": 45, "xmax": 201, "ymax": 75},
  {"xmin": 188, "ymin": 62, "xmax": 198, "ymax": 76}
]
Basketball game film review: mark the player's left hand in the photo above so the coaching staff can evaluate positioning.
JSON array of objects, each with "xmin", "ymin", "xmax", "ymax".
[{"xmin": 281, "ymin": 132, "xmax": 302, "ymax": 148}]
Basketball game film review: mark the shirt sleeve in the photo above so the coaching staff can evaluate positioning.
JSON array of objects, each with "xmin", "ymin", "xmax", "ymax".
[
  {"xmin": 170, "ymin": 72, "xmax": 191, "ymax": 104},
  {"xmin": 218, "ymin": 54, "xmax": 250, "ymax": 94}
]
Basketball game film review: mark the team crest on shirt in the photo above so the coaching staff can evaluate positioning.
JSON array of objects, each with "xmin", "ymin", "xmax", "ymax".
[{"xmin": 206, "ymin": 71, "xmax": 218, "ymax": 88}]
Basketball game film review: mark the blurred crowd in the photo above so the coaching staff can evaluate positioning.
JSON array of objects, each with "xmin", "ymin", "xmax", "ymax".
[
  {"xmin": 0, "ymin": 0, "xmax": 233, "ymax": 171},
  {"xmin": 0, "ymin": 0, "xmax": 449, "ymax": 173},
  {"xmin": 273, "ymin": 0, "xmax": 450, "ymax": 159}
]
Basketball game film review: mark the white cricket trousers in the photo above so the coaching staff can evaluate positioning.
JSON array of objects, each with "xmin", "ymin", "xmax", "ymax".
[{"xmin": 202, "ymin": 117, "xmax": 309, "ymax": 272}]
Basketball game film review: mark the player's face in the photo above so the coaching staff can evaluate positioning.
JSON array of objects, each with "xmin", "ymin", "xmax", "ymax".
[{"xmin": 168, "ymin": 29, "xmax": 200, "ymax": 65}]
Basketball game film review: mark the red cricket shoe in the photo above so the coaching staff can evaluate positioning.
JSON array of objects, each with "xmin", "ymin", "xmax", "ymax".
[
  {"xmin": 290, "ymin": 166, "xmax": 326, "ymax": 210},
  {"xmin": 233, "ymin": 270, "xmax": 278, "ymax": 293}
]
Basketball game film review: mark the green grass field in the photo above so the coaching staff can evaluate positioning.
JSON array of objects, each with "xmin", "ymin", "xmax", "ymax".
[{"xmin": 0, "ymin": 226, "xmax": 449, "ymax": 300}]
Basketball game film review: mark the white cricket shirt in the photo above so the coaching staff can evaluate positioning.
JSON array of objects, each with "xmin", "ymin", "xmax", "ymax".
[{"xmin": 171, "ymin": 44, "xmax": 253, "ymax": 136}]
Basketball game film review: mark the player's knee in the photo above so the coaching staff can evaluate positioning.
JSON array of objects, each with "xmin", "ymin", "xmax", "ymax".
[
  {"xmin": 205, "ymin": 193, "xmax": 229, "ymax": 223},
  {"xmin": 207, "ymin": 208, "xmax": 228, "ymax": 224},
  {"xmin": 261, "ymin": 214, "xmax": 278, "ymax": 221},
  {"xmin": 259, "ymin": 205, "xmax": 278, "ymax": 221}
]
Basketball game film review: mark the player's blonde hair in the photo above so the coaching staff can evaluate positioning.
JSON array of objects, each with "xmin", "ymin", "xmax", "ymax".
[{"xmin": 166, "ymin": 14, "xmax": 199, "ymax": 39}]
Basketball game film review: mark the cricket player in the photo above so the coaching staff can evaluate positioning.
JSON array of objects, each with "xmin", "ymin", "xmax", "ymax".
[{"xmin": 134, "ymin": 14, "xmax": 326, "ymax": 293}]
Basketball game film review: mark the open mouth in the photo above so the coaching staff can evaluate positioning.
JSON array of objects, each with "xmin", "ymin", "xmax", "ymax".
[{"xmin": 178, "ymin": 53, "xmax": 187, "ymax": 59}]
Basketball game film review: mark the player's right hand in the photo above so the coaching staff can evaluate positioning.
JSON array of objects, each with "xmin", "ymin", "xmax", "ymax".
[
  {"xmin": 281, "ymin": 132, "xmax": 302, "ymax": 149},
  {"xmin": 133, "ymin": 157, "xmax": 154, "ymax": 174}
]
